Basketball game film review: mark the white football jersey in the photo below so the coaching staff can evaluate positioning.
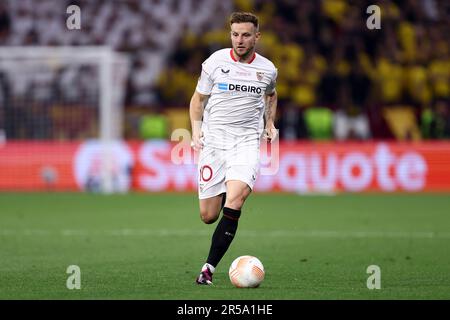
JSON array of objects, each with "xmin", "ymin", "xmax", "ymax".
[{"xmin": 196, "ymin": 48, "xmax": 277, "ymax": 149}]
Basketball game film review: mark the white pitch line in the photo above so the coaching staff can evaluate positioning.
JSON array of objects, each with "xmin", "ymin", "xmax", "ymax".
[{"xmin": 0, "ymin": 229, "xmax": 450, "ymax": 239}]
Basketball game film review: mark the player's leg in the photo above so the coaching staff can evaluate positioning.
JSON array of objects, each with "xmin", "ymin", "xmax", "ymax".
[
  {"xmin": 195, "ymin": 193, "xmax": 227, "ymax": 285},
  {"xmin": 198, "ymin": 193, "xmax": 226, "ymax": 224},
  {"xmin": 204, "ymin": 180, "xmax": 250, "ymax": 271},
  {"xmin": 197, "ymin": 145, "xmax": 226, "ymax": 224},
  {"xmin": 196, "ymin": 146, "xmax": 227, "ymax": 284},
  {"xmin": 223, "ymin": 180, "xmax": 251, "ymax": 210},
  {"xmin": 196, "ymin": 145, "xmax": 257, "ymax": 285},
  {"xmin": 201, "ymin": 144, "xmax": 259, "ymax": 278}
]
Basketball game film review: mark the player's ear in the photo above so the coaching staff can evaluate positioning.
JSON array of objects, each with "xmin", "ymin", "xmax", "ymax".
[{"xmin": 255, "ymin": 31, "xmax": 261, "ymax": 42}]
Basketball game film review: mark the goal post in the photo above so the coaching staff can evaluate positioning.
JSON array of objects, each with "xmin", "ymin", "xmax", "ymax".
[{"xmin": 0, "ymin": 46, "xmax": 130, "ymax": 193}]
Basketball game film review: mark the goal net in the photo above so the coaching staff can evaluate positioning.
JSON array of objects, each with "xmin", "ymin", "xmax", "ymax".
[{"xmin": 0, "ymin": 46, "xmax": 130, "ymax": 193}]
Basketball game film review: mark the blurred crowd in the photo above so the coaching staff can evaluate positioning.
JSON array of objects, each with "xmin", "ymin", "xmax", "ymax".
[
  {"xmin": 0, "ymin": 0, "xmax": 449, "ymax": 141},
  {"xmin": 158, "ymin": 0, "xmax": 450, "ymax": 141}
]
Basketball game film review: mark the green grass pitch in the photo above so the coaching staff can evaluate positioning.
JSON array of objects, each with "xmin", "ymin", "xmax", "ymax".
[{"xmin": 0, "ymin": 192, "xmax": 449, "ymax": 299}]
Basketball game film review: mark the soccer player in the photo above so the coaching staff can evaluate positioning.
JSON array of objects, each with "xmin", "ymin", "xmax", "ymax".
[{"xmin": 190, "ymin": 12, "xmax": 278, "ymax": 285}]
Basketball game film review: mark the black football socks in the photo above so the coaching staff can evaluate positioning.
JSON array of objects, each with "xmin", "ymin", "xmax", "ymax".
[{"xmin": 206, "ymin": 207, "xmax": 241, "ymax": 268}]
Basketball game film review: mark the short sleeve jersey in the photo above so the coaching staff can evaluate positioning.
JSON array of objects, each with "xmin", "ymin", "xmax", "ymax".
[{"xmin": 196, "ymin": 48, "xmax": 277, "ymax": 149}]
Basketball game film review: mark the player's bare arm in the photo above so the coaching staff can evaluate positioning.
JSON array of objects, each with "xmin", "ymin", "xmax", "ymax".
[
  {"xmin": 189, "ymin": 90, "xmax": 208, "ymax": 151},
  {"xmin": 264, "ymin": 90, "xmax": 278, "ymax": 142}
]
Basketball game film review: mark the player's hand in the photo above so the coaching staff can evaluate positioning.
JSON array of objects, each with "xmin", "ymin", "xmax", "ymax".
[
  {"xmin": 263, "ymin": 125, "xmax": 278, "ymax": 143},
  {"xmin": 191, "ymin": 131, "xmax": 204, "ymax": 151}
]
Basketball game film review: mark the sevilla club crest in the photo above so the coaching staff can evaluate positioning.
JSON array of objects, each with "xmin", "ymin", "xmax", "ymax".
[{"xmin": 256, "ymin": 72, "xmax": 264, "ymax": 81}]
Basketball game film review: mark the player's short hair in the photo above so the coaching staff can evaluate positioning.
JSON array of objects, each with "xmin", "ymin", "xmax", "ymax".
[{"xmin": 229, "ymin": 12, "xmax": 259, "ymax": 31}]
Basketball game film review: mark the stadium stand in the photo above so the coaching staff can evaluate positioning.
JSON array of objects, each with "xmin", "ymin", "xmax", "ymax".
[
  {"xmin": 383, "ymin": 105, "xmax": 422, "ymax": 140},
  {"xmin": 0, "ymin": 0, "xmax": 448, "ymax": 141}
]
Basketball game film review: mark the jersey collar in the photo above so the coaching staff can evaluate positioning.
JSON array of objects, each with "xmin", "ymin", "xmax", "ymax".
[{"xmin": 230, "ymin": 49, "xmax": 256, "ymax": 64}]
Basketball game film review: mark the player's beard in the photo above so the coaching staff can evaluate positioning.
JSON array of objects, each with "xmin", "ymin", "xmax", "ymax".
[{"xmin": 234, "ymin": 45, "xmax": 254, "ymax": 60}]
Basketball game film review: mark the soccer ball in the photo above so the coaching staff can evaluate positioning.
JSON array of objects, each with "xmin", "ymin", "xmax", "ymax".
[{"xmin": 229, "ymin": 255, "xmax": 265, "ymax": 288}]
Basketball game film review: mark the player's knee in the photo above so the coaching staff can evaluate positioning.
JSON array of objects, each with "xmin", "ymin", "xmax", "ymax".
[{"xmin": 200, "ymin": 210, "xmax": 219, "ymax": 224}]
